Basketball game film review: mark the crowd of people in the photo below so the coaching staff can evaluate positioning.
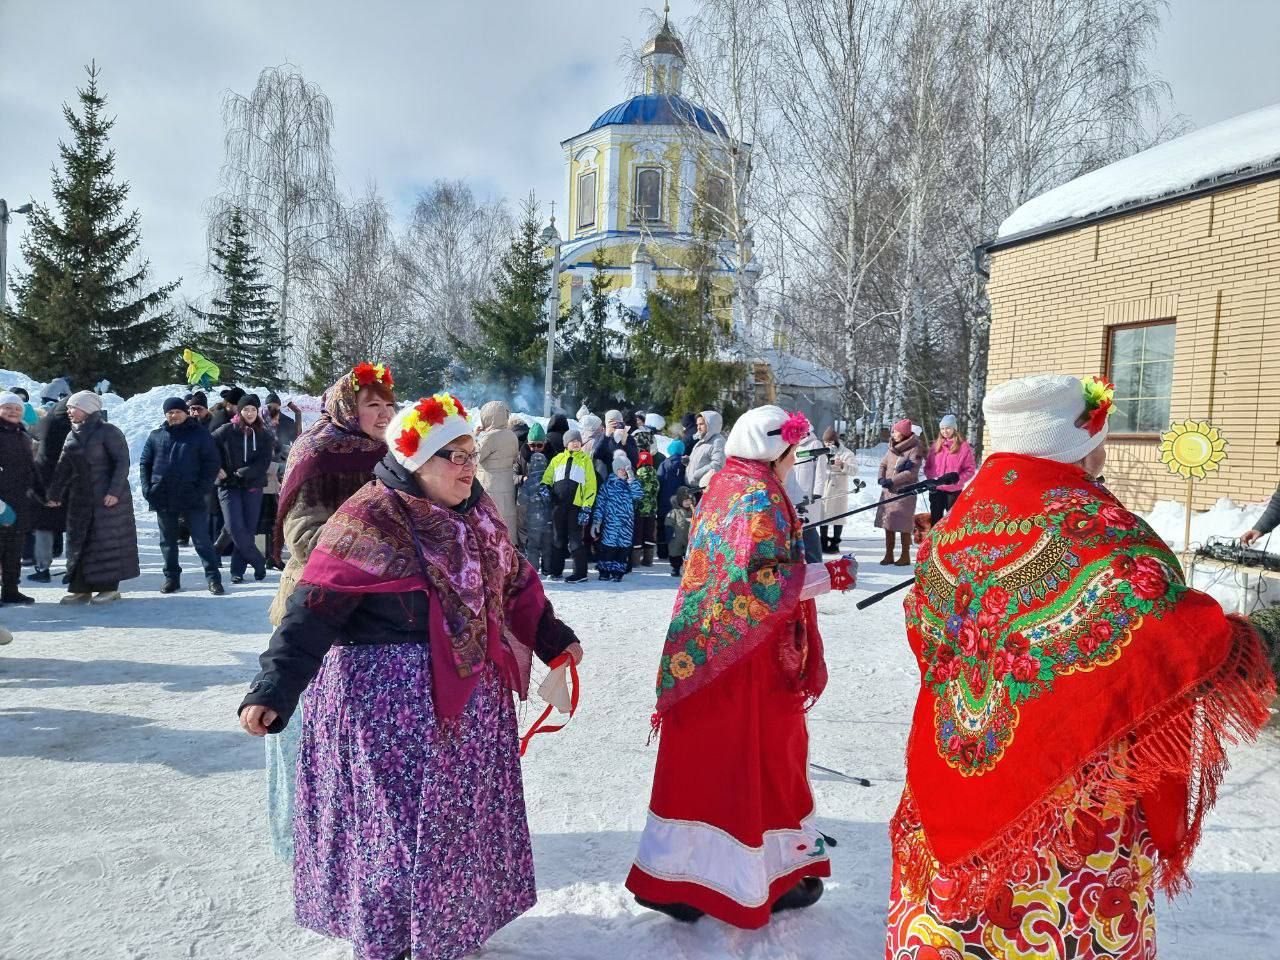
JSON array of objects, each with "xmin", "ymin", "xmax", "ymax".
[{"xmin": 3, "ymin": 363, "xmax": 1277, "ymax": 960}]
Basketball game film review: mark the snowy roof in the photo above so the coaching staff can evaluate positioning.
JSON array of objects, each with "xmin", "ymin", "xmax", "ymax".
[{"xmin": 996, "ymin": 103, "xmax": 1280, "ymax": 244}]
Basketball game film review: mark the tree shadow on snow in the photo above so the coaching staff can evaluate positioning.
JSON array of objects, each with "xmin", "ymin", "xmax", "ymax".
[
  {"xmin": 0, "ymin": 705, "xmax": 261, "ymax": 776},
  {"xmin": 0, "ymin": 650, "xmax": 260, "ymax": 693}
]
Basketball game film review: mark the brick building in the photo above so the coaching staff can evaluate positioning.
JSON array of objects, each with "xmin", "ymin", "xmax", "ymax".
[{"xmin": 985, "ymin": 105, "xmax": 1280, "ymax": 511}]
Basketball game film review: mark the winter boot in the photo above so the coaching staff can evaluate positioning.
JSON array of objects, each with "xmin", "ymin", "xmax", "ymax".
[
  {"xmin": 91, "ymin": 590, "xmax": 122, "ymax": 604},
  {"xmin": 634, "ymin": 896, "xmax": 704, "ymax": 923},
  {"xmin": 60, "ymin": 593, "xmax": 92, "ymax": 605},
  {"xmin": 27, "ymin": 568, "xmax": 51, "ymax": 583},
  {"xmin": 208, "ymin": 580, "xmax": 226, "ymax": 596},
  {"xmin": 161, "ymin": 579, "xmax": 180, "ymax": 594},
  {"xmin": 772, "ymin": 877, "xmax": 825, "ymax": 913},
  {"xmin": 631, "ymin": 546, "xmax": 644, "ymax": 569},
  {"xmin": 1, "ymin": 591, "xmax": 35, "ymax": 605},
  {"xmin": 895, "ymin": 532, "xmax": 912, "ymax": 567},
  {"xmin": 642, "ymin": 543, "xmax": 655, "ymax": 566},
  {"xmin": 880, "ymin": 531, "xmax": 896, "ymax": 565}
]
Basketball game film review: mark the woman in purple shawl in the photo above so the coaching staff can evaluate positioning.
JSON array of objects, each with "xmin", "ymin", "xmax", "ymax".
[
  {"xmin": 239, "ymin": 392, "xmax": 584, "ymax": 960},
  {"xmin": 263, "ymin": 364, "xmax": 395, "ymax": 862}
]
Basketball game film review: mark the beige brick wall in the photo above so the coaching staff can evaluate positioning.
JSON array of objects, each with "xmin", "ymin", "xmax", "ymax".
[{"xmin": 987, "ymin": 176, "xmax": 1280, "ymax": 512}]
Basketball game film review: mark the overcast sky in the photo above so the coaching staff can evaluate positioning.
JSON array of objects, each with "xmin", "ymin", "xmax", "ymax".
[{"xmin": 3, "ymin": 0, "xmax": 1279, "ymax": 305}]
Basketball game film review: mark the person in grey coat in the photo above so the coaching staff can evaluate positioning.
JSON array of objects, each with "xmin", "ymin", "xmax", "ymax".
[
  {"xmin": 46, "ymin": 391, "xmax": 140, "ymax": 604},
  {"xmin": 516, "ymin": 451, "xmax": 553, "ymax": 573},
  {"xmin": 685, "ymin": 410, "xmax": 726, "ymax": 492}
]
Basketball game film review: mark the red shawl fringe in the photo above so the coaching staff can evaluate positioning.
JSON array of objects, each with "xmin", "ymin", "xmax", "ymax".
[{"xmin": 892, "ymin": 615, "xmax": 1275, "ymax": 920}]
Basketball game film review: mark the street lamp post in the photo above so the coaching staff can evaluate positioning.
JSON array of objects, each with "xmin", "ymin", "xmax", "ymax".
[
  {"xmin": 0, "ymin": 198, "xmax": 34, "ymax": 311},
  {"xmin": 541, "ymin": 214, "xmax": 563, "ymax": 418}
]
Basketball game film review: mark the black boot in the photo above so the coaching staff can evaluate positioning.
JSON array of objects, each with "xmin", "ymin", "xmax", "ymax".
[
  {"xmin": 772, "ymin": 877, "xmax": 824, "ymax": 913},
  {"xmin": 208, "ymin": 580, "xmax": 226, "ymax": 596},
  {"xmin": 634, "ymin": 896, "xmax": 705, "ymax": 923},
  {"xmin": 27, "ymin": 569, "xmax": 51, "ymax": 583},
  {"xmin": 161, "ymin": 579, "xmax": 180, "ymax": 594}
]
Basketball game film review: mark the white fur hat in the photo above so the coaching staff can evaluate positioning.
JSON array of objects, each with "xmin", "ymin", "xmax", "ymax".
[
  {"xmin": 983, "ymin": 374, "xmax": 1110, "ymax": 464},
  {"xmin": 724, "ymin": 404, "xmax": 811, "ymax": 463},
  {"xmin": 387, "ymin": 394, "xmax": 474, "ymax": 473},
  {"xmin": 644, "ymin": 412, "xmax": 667, "ymax": 431}
]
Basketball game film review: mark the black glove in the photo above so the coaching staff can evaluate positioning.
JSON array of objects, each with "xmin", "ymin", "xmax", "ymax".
[
  {"xmin": 878, "ymin": 477, "xmax": 893, "ymax": 489},
  {"xmin": 898, "ymin": 459, "xmax": 916, "ymax": 472}
]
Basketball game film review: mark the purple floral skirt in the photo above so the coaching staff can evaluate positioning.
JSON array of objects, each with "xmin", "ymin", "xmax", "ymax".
[{"xmin": 294, "ymin": 644, "xmax": 537, "ymax": 960}]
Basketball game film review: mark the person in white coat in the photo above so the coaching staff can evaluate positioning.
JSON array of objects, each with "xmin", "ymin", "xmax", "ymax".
[
  {"xmin": 819, "ymin": 426, "xmax": 858, "ymax": 553},
  {"xmin": 475, "ymin": 400, "xmax": 520, "ymax": 534}
]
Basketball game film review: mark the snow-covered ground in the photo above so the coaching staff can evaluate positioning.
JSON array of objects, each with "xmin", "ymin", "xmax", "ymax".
[{"xmin": 2, "ymin": 490, "xmax": 1277, "ymax": 960}]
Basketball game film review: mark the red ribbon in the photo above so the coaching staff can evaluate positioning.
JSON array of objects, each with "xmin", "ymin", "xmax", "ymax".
[{"xmin": 518, "ymin": 653, "xmax": 580, "ymax": 757}]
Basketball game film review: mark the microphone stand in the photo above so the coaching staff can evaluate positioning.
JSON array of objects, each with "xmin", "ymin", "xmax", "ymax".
[{"xmin": 802, "ymin": 475, "xmax": 948, "ymax": 531}]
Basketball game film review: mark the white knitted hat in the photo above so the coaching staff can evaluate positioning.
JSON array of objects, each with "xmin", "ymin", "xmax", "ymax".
[
  {"xmin": 724, "ymin": 404, "xmax": 811, "ymax": 463},
  {"xmin": 0, "ymin": 392, "xmax": 24, "ymax": 409},
  {"xmin": 644, "ymin": 412, "xmax": 666, "ymax": 431},
  {"xmin": 387, "ymin": 393, "xmax": 474, "ymax": 473},
  {"xmin": 983, "ymin": 374, "xmax": 1110, "ymax": 464}
]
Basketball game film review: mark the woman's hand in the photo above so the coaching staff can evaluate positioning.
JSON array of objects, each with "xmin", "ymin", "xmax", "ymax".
[
  {"xmin": 239, "ymin": 705, "xmax": 279, "ymax": 736},
  {"xmin": 103, "ymin": 494, "xmax": 119, "ymax": 508},
  {"xmin": 564, "ymin": 642, "xmax": 584, "ymax": 665}
]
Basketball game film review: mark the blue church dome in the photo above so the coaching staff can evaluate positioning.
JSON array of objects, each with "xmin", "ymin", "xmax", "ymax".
[{"xmin": 589, "ymin": 94, "xmax": 726, "ymax": 136}]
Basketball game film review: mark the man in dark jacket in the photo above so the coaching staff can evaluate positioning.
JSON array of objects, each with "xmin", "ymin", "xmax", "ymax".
[
  {"xmin": 0, "ymin": 392, "xmax": 37, "ymax": 604},
  {"xmin": 140, "ymin": 398, "xmax": 225, "ymax": 594},
  {"xmin": 212, "ymin": 393, "xmax": 273, "ymax": 583},
  {"xmin": 592, "ymin": 409, "xmax": 640, "ymax": 478},
  {"xmin": 263, "ymin": 393, "xmax": 300, "ymax": 455}
]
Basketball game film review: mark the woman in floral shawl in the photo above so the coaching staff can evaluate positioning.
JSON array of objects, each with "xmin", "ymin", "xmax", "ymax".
[
  {"xmin": 240, "ymin": 392, "xmax": 583, "ymax": 960},
  {"xmin": 626, "ymin": 404, "xmax": 858, "ymax": 928},
  {"xmin": 887, "ymin": 374, "xmax": 1275, "ymax": 960},
  {"xmin": 263, "ymin": 362, "xmax": 395, "ymax": 862}
]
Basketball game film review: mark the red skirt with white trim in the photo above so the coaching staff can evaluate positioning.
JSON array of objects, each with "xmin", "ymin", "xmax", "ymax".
[{"xmin": 625, "ymin": 644, "xmax": 831, "ymax": 929}]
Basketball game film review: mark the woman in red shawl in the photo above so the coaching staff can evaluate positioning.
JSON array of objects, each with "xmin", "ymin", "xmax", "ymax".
[
  {"xmin": 626, "ymin": 404, "xmax": 858, "ymax": 928},
  {"xmin": 887, "ymin": 374, "xmax": 1275, "ymax": 960}
]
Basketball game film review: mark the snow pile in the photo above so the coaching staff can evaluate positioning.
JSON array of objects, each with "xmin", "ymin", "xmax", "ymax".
[{"xmin": 998, "ymin": 102, "xmax": 1280, "ymax": 240}]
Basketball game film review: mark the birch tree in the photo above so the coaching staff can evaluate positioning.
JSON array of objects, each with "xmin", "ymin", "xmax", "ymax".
[{"xmin": 214, "ymin": 65, "xmax": 339, "ymax": 372}]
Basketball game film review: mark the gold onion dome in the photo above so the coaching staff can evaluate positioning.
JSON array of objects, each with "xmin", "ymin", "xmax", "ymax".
[{"xmin": 644, "ymin": 17, "xmax": 685, "ymax": 59}]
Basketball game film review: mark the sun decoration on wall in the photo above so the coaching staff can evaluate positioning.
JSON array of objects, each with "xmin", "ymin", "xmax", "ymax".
[{"xmin": 1159, "ymin": 420, "xmax": 1227, "ymax": 479}]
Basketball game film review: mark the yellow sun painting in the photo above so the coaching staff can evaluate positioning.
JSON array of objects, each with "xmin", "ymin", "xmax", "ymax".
[{"xmin": 1159, "ymin": 420, "xmax": 1227, "ymax": 479}]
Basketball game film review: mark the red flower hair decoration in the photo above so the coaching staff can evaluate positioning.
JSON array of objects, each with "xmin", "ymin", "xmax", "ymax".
[{"xmin": 351, "ymin": 362, "xmax": 394, "ymax": 390}]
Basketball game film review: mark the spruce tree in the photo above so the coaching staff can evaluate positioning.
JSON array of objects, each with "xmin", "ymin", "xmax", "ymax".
[
  {"xmin": 451, "ymin": 195, "xmax": 550, "ymax": 397},
  {"xmin": 300, "ymin": 322, "xmax": 341, "ymax": 394},
  {"xmin": 557, "ymin": 246, "xmax": 629, "ymax": 411},
  {"xmin": 190, "ymin": 207, "xmax": 280, "ymax": 386},
  {"xmin": 393, "ymin": 338, "xmax": 452, "ymax": 400},
  {"xmin": 2, "ymin": 63, "xmax": 177, "ymax": 394},
  {"xmin": 627, "ymin": 233, "xmax": 744, "ymax": 419}
]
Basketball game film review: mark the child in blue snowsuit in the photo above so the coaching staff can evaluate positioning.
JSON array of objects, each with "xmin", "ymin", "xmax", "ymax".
[
  {"xmin": 592, "ymin": 450, "xmax": 643, "ymax": 581},
  {"xmin": 517, "ymin": 452, "xmax": 553, "ymax": 573}
]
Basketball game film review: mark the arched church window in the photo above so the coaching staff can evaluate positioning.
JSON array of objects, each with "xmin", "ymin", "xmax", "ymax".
[
  {"xmin": 633, "ymin": 167, "xmax": 663, "ymax": 223},
  {"xmin": 577, "ymin": 171, "xmax": 597, "ymax": 229}
]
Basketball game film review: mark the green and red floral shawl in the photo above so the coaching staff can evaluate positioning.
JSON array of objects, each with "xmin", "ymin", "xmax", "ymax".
[
  {"xmin": 653, "ymin": 456, "xmax": 826, "ymax": 721},
  {"xmin": 896, "ymin": 453, "xmax": 1274, "ymax": 916}
]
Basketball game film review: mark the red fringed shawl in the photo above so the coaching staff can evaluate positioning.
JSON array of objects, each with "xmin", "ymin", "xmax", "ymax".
[
  {"xmin": 654, "ymin": 456, "xmax": 826, "ymax": 719},
  {"xmin": 896, "ymin": 453, "xmax": 1275, "ymax": 917}
]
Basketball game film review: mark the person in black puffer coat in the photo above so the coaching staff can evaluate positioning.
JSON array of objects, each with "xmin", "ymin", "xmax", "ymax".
[
  {"xmin": 140, "ymin": 397, "xmax": 224, "ymax": 594},
  {"xmin": 545, "ymin": 413, "xmax": 570, "ymax": 460},
  {"xmin": 0, "ymin": 392, "xmax": 38, "ymax": 604},
  {"xmin": 46, "ymin": 391, "xmax": 140, "ymax": 604},
  {"xmin": 213, "ymin": 393, "xmax": 273, "ymax": 583},
  {"xmin": 26, "ymin": 398, "xmax": 72, "ymax": 582}
]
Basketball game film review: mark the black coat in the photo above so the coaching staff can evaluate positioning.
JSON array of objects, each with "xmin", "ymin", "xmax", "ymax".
[
  {"xmin": 28, "ymin": 401, "xmax": 71, "ymax": 532},
  {"xmin": 545, "ymin": 414, "xmax": 570, "ymax": 460},
  {"xmin": 212, "ymin": 421, "xmax": 272, "ymax": 489},
  {"xmin": 237, "ymin": 466, "xmax": 581, "ymax": 733},
  {"xmin": 0, "ymin": 419, "xmax": 36, "ymax": 531},
  {"xmin": 593, "ymin": 434, "xmax": 639, "ymax": 476},
  {"xmin": 49, "ymin": 414, "xmax": 140, "ymax": 588},
  {"xmin": 140, "ymin": 417, "xmax": 221, "ymax": 514}
]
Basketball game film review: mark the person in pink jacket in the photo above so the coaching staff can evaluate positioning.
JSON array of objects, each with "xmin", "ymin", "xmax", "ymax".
[{"xmin": 923, "ymin": 414, "xmax": 977, "ymax": 523}]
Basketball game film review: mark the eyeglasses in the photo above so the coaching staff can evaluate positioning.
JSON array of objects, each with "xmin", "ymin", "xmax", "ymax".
[
  {"xmin": 528, "ymin": 442, "xmax": 545, "ymax": 449},
  {"xmin": 433, "ymin": 448, "xmax": 480, "ymax": 467}
]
